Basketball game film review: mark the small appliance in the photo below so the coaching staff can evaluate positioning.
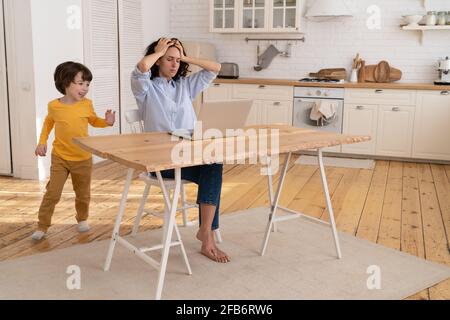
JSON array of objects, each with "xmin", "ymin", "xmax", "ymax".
[{"xmin": 435, "ymin": 57, "xmax": 450, "ymax": 85}]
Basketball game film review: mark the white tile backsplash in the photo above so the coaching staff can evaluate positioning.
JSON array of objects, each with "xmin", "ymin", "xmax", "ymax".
[{"xmin": 168, "ymin": 0, "xmax": 450, "ymax": 83}]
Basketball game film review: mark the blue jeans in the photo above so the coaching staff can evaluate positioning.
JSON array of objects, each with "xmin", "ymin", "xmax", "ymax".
[{"xmin": 152, "ymin": 164, "xmax": 223, "ymax": 230}]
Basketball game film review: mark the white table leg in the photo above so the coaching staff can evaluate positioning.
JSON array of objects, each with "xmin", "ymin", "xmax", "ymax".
[
  {"xmin": 156, "ymin": 171, "xmax": 192, "ymax": 276},
  {"xmin": 317, "ymin": 149, "xmax": 342, "ymax": 259},
  {"xmin": 261, "ymin": 153, "xmax": 291, "ymax": 256},
  {"xmin": 104, "ymin": 168, "xmax": 134, "ymax": 271},
  {"xmin": 155, "ymin": 168, "xmax": 182, "ymax": 300},
  {"xmin": 266, "ymin": 157, "xmax": 277, "ymax": 233},
  {"xmin": 132, "ymin": 183, "xmax": 151, "ymax": 236}
]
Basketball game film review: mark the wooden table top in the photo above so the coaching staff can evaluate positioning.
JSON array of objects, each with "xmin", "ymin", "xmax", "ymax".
[{"xmin": 73, "ymin": 125, "xmax": 370, "ymax": 173}]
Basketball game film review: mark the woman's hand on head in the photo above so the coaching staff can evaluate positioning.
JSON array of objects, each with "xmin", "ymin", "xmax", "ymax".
[
  {"xmin": 154, "ymin": 38, "xmax": 174, "ymax": 57},
  {"xmin": 174, "ymin": 41, "xmax": 187, "ymax": 62}
]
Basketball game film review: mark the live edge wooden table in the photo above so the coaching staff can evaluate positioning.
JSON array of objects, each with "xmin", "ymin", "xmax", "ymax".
[{"xmin": 74, "ymin": 125, "xmax": 370, "ymax": 300}]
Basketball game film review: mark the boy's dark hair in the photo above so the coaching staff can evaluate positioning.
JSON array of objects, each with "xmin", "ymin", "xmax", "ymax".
[
  {"xmin": 145, "ymin": 38, "xmax": 190, "ymax": 81},
  {"xmin": 54, "ymin": 61, "xmax": 93, "ymax": 95}
]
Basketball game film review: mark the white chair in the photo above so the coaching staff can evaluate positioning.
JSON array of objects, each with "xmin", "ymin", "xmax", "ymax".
[{"xmin": 125, "ymin": 109, "xmax": 222, "ymax": 243}]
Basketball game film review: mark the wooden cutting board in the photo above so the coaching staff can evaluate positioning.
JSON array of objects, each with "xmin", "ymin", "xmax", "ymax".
[
  {"xmin": 309, "ymin": 68, "xmax": 347, "ymax": 80},
  {"xmin": 363, "ymin": 61, "xmax": 402, "ymax": 83}
]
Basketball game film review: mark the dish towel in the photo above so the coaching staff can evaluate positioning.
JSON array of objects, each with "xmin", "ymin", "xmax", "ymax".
[
  {"xmin": 310, "ymin": 101, "xmax": 337, "ymax": 126},
  {"xmin": 257, "ymin": 45, "xmax": 280, "ymax": 70}
]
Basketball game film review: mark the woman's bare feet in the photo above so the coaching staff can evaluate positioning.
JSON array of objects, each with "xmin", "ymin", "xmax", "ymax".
[{"xmin": 196, "ymin": 229, "xmax": 230, "ymax": 263}]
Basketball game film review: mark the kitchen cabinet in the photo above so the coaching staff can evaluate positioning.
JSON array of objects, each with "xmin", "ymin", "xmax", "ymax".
[
  {"xmin": 413, "ymin": 90, "xmax": 450, "ymax": 161},
  {"xmin": 269, "ymin": 0, "xmax": 300, "ymax": 32},
  {"xmin": 342, "ymin": 104, "xmax": 378, "ymax": 155},
  {"xmin": 376, "ymin": 106, "xmax": 415, "ymax": 157},
  {"xmin": 344, "ymin": 88, "xmax": 418, "ymax": 158},
  {"xmin": 210, "ymin": 0, "xmax": 303, "ymax": 33},
  {"xmin": 203, "ymin": 83, "xmax": 293, "ymax": 126},
  {"xmin": 203, "ymin": 83, "xmax": 234, "ymax": 102},
  {"xmin": 210, "ymin": 0, "xmax": 239, "ymax": 33},
  {"xmin": 261, "ymin": 100, "xmax": 293, "ymax": 125}
]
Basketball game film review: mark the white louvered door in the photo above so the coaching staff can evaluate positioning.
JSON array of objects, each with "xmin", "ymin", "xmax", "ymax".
[
  {"xmin": 118, "ymin": 0, "xmax": 143, "ymax": 134},
  {"xmin": 82, "ymin": 0, "xmax": 120, "ymax": 138},
  {"xmin": 0, "ymin": 0, "xmax": 12, "ymax": 175}
]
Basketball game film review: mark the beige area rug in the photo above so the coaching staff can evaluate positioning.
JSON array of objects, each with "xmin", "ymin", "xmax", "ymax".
[
  {"xmin": 0, "ymin": 207, "xmax": 449, "ymax": 300},
  {"xmin": 295, "ymin": 155, "xmax": 376, "ymax": 170}
]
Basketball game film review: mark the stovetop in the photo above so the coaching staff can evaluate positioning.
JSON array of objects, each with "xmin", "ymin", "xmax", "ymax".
[{"xmin": 299, "ymin": 78, "xmax": 345, "ymax": 83}]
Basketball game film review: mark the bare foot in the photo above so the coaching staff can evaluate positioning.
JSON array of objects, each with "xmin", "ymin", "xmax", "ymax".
[{"xmin": 197, "ymin": 230, "xmax": 230, "ymax": 263}]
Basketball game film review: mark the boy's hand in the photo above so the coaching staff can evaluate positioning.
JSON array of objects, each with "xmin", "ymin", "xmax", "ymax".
[
  {"xmin": 35, "ymin": 144, "xmax": 47, "ymax": 157},
  {"xmin": 105, "ymin": 109, "xmax": 116, "ymax": 126}
]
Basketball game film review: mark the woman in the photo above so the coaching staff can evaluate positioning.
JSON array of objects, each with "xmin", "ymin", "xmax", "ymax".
[{"xmin": 131, "ymin": 38, "xmax": 229, "ymax": 263}]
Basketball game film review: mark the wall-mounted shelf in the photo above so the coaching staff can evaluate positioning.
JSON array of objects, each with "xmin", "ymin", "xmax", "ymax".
[{"xmin": 401, "ymin": 25, "xmax": 450, "ymax": 44}]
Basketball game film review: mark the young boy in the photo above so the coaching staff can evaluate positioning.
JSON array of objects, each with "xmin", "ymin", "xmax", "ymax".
[{"xmin": 32, "ymin": 61, "xmax": 115, "ymax": 241}]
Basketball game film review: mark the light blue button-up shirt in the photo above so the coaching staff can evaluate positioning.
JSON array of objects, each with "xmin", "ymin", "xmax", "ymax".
[{"xmin": 130, "ymin": 66, "xmax": 217, "ymax": 132}]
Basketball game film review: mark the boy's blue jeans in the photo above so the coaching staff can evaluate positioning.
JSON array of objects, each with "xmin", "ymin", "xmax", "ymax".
[{"xmin": 152, "ymin": 163, "xmax": 223, "ymax": 230}]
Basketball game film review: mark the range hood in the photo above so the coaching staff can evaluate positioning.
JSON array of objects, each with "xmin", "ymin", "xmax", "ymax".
[{"xmin": 305, "ymin": 0, "xmax": 353, "ymax": 18}]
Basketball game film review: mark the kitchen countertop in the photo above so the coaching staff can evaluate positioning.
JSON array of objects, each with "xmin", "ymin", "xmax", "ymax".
[{"xmin": 213, "ymin": 78, "xmax": 450, "ymax": 91}]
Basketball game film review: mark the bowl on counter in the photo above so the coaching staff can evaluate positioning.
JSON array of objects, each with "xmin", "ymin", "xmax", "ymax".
[{"xmin": 402, "ymin": 14, "xmax": 424, "ymax": 26}]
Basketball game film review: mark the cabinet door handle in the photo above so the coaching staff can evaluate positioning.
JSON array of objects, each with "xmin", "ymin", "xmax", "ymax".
[
  {"xmin": 274, "ymin": 102, "xmax": 281, "ymax": 106},
  {"xmin": 392, "ymin": 107, "xmax": 400, "ymax": 112},
  {"xmin": 441, "ymin": 91, "xmax": 449, "ymax": 95},
  {"xmin": 213, "ymin": 83, "xmax": 221, "ymax": 87},
  {"xmin": 258, "ymin": 85, "xmax": 266, "ymax": 89},
  {"xmin": 375, "ymin": 89, "xmax": 383, "ymax": 94},
  {"xmin": 356, "ymin": 105, "xmax": 365, "ymax": 110}
]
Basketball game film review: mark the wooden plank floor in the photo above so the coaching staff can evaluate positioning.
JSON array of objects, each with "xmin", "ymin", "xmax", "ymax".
[{"xmin": 1, "ymin": 155, "xmax": 449, "ymax": 300}]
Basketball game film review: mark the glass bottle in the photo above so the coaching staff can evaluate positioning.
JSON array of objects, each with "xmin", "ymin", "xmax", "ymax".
[
  {"xmin": 426, "ymin": 11, "xmax": 437, "ymax": 25},
  {"xmin": 437, "ymin": 11, "xmax": 447, "ymax": 25}
]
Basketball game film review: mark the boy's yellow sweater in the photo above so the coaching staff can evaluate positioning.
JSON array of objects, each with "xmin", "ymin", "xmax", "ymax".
[{"xmin": 39, "ymin": 98, "xmax": 109, "ymax": 161}]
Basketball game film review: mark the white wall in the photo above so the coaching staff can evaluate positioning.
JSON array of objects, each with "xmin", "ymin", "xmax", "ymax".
[
  {"xmin": 142, "ymin": 0, "xmax": 170, "ymax": 49},
  {"xmin": 31, "ymin": 0, "xmax": 84, "ymax": 180},
  {"xmin": 170, "ymin": 0, "xmax": 450, "ymax": 83}
]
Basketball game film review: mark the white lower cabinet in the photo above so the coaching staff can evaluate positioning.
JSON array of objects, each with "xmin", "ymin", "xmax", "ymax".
[
  {"xmin": 342, "ymin": 104, "xmax": 378, "ymax": 155},
  {"xmin": 413, "ymin": 90, "xmax": 450, "ymax": 161},
  {"xmin": 203, "ymin": 83, "xmax": 234, "ymax": 102},
  {"xmin": 204, "ymin": 83, "xmax": 293, "ymax": 127},
  {"xmin": 245, "ymin": 100, "xmax": 261, "ymax": 126},
  {"xmin": 261, "ymin": 100, "xmax": 293, "ymax": 125},
  {"xmin": 376, "ymin": 105, "xmax": 415, "ymax": 157}
]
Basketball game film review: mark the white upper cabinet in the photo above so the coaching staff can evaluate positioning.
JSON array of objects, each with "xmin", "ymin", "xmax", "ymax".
[
  {"xmin": 210, "ymin": 0, "xmax": 303, "ymax": 33},
  {"xmin": 269, "ymin": 0, "xmax": 300, "ymax": 32},
  {"xmin": 210, "ymin": 0, "xmax": 239, "ymax": 32},
  {"xmin": 240, "ymin": 0, "xmax": 267, "ymax": 32}
]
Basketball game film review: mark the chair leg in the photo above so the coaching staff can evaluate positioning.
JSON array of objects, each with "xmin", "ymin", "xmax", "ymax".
[
  {"xmin": 132, "ymin": 184, "xmax": 151, "ymax": 236},
  {"xmin": 214, "ymin": 229, "xmax": 223, "ymax": 244},
  {"xmin": 181, "ymin": 183, "xmax": 189, "ymax": 227}
]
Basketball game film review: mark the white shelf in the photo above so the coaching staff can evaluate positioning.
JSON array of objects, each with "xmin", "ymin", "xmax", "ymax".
[
  {"xmin": 402, "ymin": 25, "xmax": 450, "ymax": 30},
  {"xmin": 401, "ymin": 25, "xmax": 450, "ymax": 44}
]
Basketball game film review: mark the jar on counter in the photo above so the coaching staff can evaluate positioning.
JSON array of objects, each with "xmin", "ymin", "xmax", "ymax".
[
  {"xmin": 426, "ymin": 11, "xmax": 437, "ymax": 25},
  {"xmin": 437, "ymin": 11, "xmax": 447, "ymax": 25}
]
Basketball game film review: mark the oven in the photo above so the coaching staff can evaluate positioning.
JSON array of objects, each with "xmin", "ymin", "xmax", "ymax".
[{"xmin": 293, "ymin": 87, "xmax": 344, "ymax": 152}]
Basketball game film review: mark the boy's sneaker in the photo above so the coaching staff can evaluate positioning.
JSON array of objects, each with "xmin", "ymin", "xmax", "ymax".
[
  {"xmin": 77, "ymin": 221, "xmax": 90, "ymax": 233},
  {"xmin": 31, "ymin": 230, "xmax": 46, "ymax": 241}
]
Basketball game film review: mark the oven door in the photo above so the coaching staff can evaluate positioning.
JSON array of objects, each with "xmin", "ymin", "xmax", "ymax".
[
  {"xmin": 293, "ymin": 98, "xmax": 343, "ymax": 153},
  {"xmin": 293, "ymin": 98, "xmax": 343, "ymax": 133}
]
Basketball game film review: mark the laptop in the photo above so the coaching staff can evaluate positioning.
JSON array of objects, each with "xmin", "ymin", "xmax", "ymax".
[{"xmin": 170, "ymin": 100, "xmax": 253, "ymax": 141}]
